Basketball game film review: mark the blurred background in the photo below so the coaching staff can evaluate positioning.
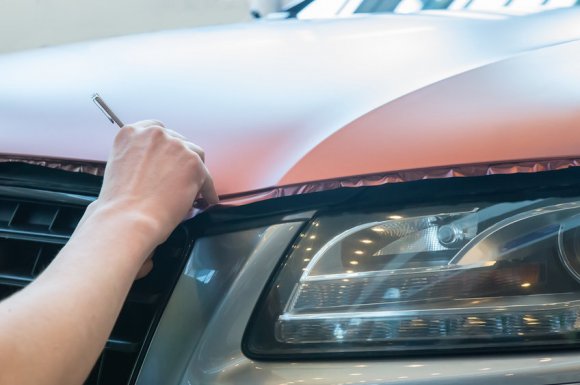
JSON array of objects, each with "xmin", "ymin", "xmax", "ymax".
[
  {"xmin": 1, "ymin": 0, "xmax": 577, "ymax": 53},
  {"xmin": 0, "ymin": 0, "xmax": 295, "ymax": 54}
]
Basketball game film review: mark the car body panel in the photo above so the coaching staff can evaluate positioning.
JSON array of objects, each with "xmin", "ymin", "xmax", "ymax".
[
  {"xmin": 2, "ymin": 7, "xmax": 580, "ymax": 385},
  {"xmin": 281, "ymin": 38, "xmax": 580, "ymax": 184},
  {"xmin": 140, "ymin": 221, "xmax": 580, "ymax": 385},
  {"xmin": 1, "ymin": 10, "xmax": 579, "ymax": 197}
]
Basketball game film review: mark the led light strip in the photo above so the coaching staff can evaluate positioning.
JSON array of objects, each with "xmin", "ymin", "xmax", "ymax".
[{"xmin": 277, "ymin": 297, "xmax": 580, "ymax": 343}]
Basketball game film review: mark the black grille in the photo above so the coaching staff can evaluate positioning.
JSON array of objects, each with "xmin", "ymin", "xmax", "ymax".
[{"xmin": 0, "ymin": 189, "xmax": 189, "ymax": 385}]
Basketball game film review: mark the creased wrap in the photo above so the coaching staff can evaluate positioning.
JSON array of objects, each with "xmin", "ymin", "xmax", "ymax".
[
  {"xmin": 1, "ymin": 154, "xmax": 579, "ymax": 207},
  {"xmin": 0, "ymin": 155, "xmax": 105, "ymax": 176},
  {"xmin": 218, "ymin": 158, "xmax": 580, "ymax": 206}
]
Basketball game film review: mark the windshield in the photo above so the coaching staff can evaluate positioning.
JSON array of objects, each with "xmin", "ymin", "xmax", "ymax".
[{"xmin": 289, "ymin": 0, "xmax": 579, "ymax": 19}]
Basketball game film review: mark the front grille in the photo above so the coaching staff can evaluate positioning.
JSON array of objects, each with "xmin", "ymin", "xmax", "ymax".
[{"xmin": 0, "ymin": 187, "xmax": 189, "ymax": 385}]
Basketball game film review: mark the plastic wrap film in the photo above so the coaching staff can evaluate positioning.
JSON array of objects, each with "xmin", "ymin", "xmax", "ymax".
[
  {"xmin": 0, "ymin": 154, "xmax": 105, "ymax": 176},
  {"xmin": 219, "ymin": 158, "xmax": 580, "ymax": 207},
  {"xmin": 2, "ymin": 154, "xmax": 580, "ymax": 207}
]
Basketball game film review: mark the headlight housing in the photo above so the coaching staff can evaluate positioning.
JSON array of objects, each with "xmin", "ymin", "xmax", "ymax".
[{"xmin": 245, "ymin": 198, "xmax": 580, "ymax": 358}]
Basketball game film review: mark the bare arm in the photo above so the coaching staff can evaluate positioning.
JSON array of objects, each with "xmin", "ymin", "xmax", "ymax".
[{"xmin": 0, "ymin": 121, "xmax": 217, "ymax": 385}]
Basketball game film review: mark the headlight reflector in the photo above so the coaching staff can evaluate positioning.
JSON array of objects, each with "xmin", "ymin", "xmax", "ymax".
[{"xmin": 245, "ymin": 199, "xmax": 580, "ymax": 357}]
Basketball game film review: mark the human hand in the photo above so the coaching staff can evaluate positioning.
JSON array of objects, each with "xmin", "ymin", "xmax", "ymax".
[{"xmin": 92, "ymin": 120, "xmax": 218, "ymax": 256}]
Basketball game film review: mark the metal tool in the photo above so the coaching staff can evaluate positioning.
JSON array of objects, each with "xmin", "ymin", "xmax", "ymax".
[
  {"xmin": 92, "ymin": 93, "xmax": 125, "ymax": 128},
  {"xmin": 90, "ymin": 93, "xmax": 213, "ymax": 215}
]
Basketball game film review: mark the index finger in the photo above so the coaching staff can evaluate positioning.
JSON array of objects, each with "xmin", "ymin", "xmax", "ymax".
[
  {"xmin": 199, "ymin": 162, "xmax": 219, "ymax": 205},
  {"xmin": 131, "ymin": 119, "xmax": 166, "ymax": 129}
]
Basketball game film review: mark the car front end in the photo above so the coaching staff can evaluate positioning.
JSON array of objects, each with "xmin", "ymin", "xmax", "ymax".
[{"xmin": 0, "ymin": 7, "xmax": 580, "ymax": 385}]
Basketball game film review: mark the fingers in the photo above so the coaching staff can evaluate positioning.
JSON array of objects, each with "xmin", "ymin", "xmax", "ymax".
[
  {"xmin": 184, "ymin": 142, "xmax": 205, "ymax": 163},
  {"xmin": 130, "ymin": 119, "xmax": 166, "ymax": 129},
  {"xmin": 199, "ymin": 162, "xmax": 219, "ymax": 204},
  {"xmin": 164, "ymin": 128, "xmax": 185, "ymax": 139},
  {"xmin": 166, "ymin": 129, "xmax": 205, "ymax": 162},
  {"xmin": 129, "ymin": 121, "xmax": 206, "ymax": 162},
  {"xmin": 159, "ymin": 125, "xmax": 215, "ymax": 202},
  {"xmin": 115, "ymin": 120, "xmax": 166, "ymax": 146},
  {"xmin": 126, "ymin": 120, "xmax": 218, "ymax": 204}
]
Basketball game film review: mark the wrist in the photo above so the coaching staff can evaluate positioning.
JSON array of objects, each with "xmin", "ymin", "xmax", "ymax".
[{"xmin": 81, "ymin": 199, "xmax": 164, "ymax": 256}]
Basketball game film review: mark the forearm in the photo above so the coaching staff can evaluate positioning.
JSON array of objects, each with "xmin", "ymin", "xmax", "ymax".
[
  {"xmin": 0, "ymin": 121, "xmax": 217, "ymax": 384},
  {"xmin": 0, "ymin": 202, "xmax": 156, "ymax": 385}
]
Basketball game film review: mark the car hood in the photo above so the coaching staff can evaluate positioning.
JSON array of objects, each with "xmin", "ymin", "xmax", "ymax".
[{"xmin": 1, "ymin": 10, "xmax": 580, "ymax": 197}]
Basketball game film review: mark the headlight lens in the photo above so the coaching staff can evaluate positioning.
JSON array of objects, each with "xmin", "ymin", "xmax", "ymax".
[{"xmin": 245, "ymin": 198, "xmax": 580, "ymax": 357}]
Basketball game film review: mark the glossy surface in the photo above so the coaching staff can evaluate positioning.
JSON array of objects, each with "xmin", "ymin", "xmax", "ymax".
[
  {"xmin": 282, "ymin": 39, "xmax": 580, "ymax": 184},
  {"xmin": 142, "ymin": 222, "xmax": 580, "ymax": 385},
  {"xmin": 136, "ymin": 222, "xmax": 304, "ymax": 385},
  {"xmin": 0, "ymin": 10, "xmax": 579, "ymax": 196}
]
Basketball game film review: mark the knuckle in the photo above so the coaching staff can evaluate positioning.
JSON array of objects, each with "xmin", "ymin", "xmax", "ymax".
[
  {"xmin": 143, "ymin": 124, "xmax": 166, "ymax": 139},
  {"xmin": 150, "ymin": 119, "xmax": 165, "ymax": 128},
  {"xmin": 119, "ymin": 124, "xmax": 137, "ymax": 136},
  {"xmin": 189, "ymin": 151, "xmax": 203, "ymax": 166},
  {"xmin": 167, "ymin": 136, "xmax": 185, "ymax": 150},
  {"xmin": 197, "ymin": 147, "xmax": 206, "ymax": 161},
  {"xmin": 185, "ymin": 151, "xmax": 204, "ymax": 173},
  {"xmin": 114, "ymin": 124, "xmax": 136, "ymax": 144}
]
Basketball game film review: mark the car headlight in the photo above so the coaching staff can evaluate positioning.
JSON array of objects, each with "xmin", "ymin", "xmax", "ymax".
[{"xmin": 245, "ymin": 198, "xmax": 580, "ymax": 357}]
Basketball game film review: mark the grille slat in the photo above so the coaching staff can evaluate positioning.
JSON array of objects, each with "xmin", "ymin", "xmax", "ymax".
[
  {"xmin": 0, "ymin": 229, "xmax": 69, "ymax": 243},
  {"xmin": 0, "ymin": 273, "xmax": 33, "ymax": 287},
  {"xmin": 0, "ymin": 189, "xmax": 189, "ymax": 385},
  {"xmin": 0, "ymin": 238, "xmax": 40, "ymax": 276},
  {"xmin": 0, "ymin": 201, "xmax": 17, "ymax": 225},
  {"xmin": 50, "ymin": 206, "xmax": 84, "ymax": 234},
  {"xmin": 32, "ymin": 244, "xmax": 63, "ymax": 276},
  {"xmin": 106, "ymin": 339, "xmax": 140, "ymax": 353},
  {"xmin": 10, "ymin": 202, "xmax": 59, "ymax": 231},
  {"xmin": 0, "ymin": 198, "xmax": 84, "ymax": 236},
  {"xmin": 85, "ymin": 356, "xmax": 105, "ymax": 385}
]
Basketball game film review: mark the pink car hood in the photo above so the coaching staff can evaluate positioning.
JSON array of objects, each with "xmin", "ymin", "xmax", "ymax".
[{"xmin": 1, "ymin": 10, "xmax": 580, "ymax": 198}]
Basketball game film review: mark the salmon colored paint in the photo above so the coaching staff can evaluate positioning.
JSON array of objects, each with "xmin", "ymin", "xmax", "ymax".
[{"xmin": 0, "ymin": 10, "xmax": 579, "ymax": 200}]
